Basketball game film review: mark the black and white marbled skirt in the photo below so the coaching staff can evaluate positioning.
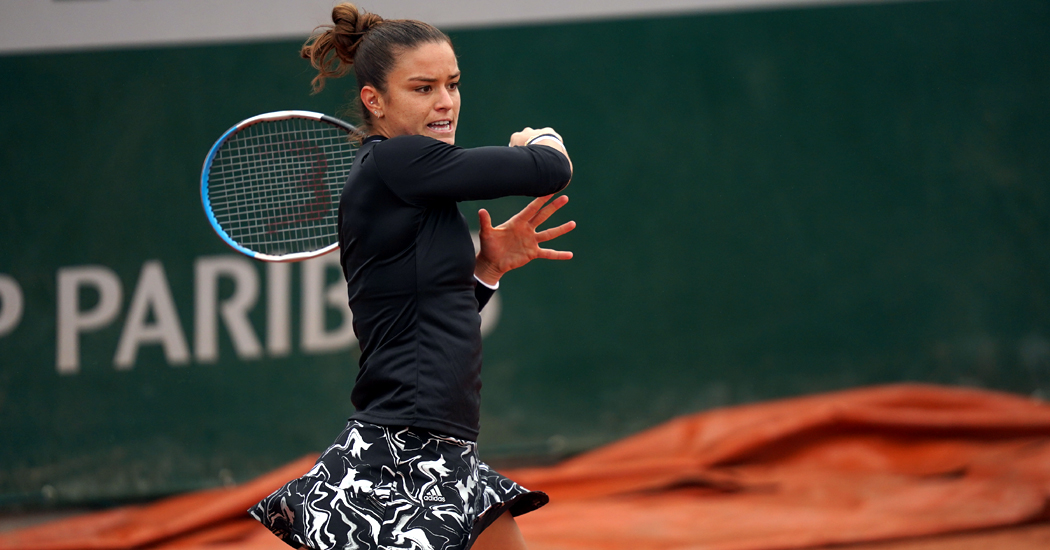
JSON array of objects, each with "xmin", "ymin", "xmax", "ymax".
[{"xmin": 249, "ymin": 420, "xmax": 549, "ymax": 550}]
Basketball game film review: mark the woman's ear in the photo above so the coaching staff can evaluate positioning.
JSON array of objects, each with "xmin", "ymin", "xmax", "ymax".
[{"xmin": 360, "ymin": 86, "xmax": 382, "ymax": 117}]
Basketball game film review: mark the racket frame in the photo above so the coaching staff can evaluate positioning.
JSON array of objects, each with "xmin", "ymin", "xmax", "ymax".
[{"xmin": 201, "ymin": 110, "xmax": 357, "ymax": 262}]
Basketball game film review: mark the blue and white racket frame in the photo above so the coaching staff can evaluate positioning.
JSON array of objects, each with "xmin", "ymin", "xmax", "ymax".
[{"xmin": 200, "ymin": 110, "xmax": 359, "ymax": 262}]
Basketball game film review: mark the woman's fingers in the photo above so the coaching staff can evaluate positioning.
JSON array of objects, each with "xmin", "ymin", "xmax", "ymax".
[
  {"xmin": 512, "ymin": 194, "xmax": 553, "ymax": 224},
  {"xmin": 502, "ymin": 194, "xmax": 567, "ymax": 229},
  {"xmin": 529, "ymin": 195, "xmax": 569, "ymax": 226},
  {"xmin": 535, "ymin": 220, "xmax": 576, "ymax": 243},
  {"xmin": 536, "ymin": 248, "xmax": 573, "ymax": 261},
  {"xmin": 478, "ymin": 208, "xmax": 493, "ymax": 230}
]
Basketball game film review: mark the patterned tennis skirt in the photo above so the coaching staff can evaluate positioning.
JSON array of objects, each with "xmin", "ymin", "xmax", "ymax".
[{"xmin": 249, "ymin": 420, "xmax": 549, "ymax": 550}]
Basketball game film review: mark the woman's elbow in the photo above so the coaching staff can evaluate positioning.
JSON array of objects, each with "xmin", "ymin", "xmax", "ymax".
[{"xmin": 555, "ymin": 156, "xmax": 573, "ymax": 190}]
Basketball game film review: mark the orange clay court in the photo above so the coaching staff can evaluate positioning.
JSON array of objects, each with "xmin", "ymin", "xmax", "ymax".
[{"xmin": 2, "ymin": 384, "xmax": 1049, "ymax": 550}]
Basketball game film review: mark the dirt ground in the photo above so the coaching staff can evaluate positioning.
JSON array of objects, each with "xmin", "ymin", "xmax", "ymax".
[
  {"xmin": 2, "ymin": 511, "xmax": 1048, "ymax": 549},
  {"xmin": 832, "ymin": 522, "xmax": 1050, "ymax": 550}
]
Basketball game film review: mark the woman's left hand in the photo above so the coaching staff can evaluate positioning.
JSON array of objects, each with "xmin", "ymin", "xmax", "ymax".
[{"xmin": 474, "ymin": 194, "xmax": 576, "ymax": 286}]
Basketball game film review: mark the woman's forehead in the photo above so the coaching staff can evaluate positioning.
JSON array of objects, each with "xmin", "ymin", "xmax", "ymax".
[{"xmin": 391, "ymin": 41, "xmax": 459, "ymax": 79}]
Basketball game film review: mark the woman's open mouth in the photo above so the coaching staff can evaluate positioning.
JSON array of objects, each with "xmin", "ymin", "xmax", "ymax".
[{"xmin": 427, "ymin": 120, "xmax": 454, "ymax": 133}]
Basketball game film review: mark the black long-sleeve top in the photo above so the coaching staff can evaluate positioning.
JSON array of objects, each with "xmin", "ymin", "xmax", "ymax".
[{"xmin": 338, "ymin": 134, "xmax": 572, "ymax": 441}]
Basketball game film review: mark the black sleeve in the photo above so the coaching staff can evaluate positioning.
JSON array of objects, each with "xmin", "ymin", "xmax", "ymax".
[
  {"xmin": 372, "ymin": 135, "xmax": 571, "ymax": 204},
  {"xmin": 475, "ymin": 282, "xmax": 495, "ymax": 312}
]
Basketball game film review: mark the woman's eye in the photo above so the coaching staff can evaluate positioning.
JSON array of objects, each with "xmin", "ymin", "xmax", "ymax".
[
  {"xmin": 417, "ymin": 86, "xmax": 432, "ymax": 93},
  {"xmin": 449, "ymin": 82, "xmax": 460, "ymax": 90}
]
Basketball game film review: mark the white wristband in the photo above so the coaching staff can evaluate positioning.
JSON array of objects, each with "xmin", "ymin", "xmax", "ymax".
[
  {"xmin": 474, "ymin": 274, "xmax": 499, "ymax": 290},
  {"xmin": 527, "ymin": 133, "xmax": 564, "ymax": 147}
]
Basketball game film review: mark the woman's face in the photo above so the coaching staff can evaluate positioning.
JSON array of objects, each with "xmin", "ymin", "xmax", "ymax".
[{"xmin": 366, "ymin": 41, "xmax": 461, "ymax": 145}]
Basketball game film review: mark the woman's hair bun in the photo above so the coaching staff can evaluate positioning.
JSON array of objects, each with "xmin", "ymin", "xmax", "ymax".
[
  {"xmin": 301, "ymin": 3, "xmax": 383, "ymax": 93},
  {"xmin": 331, "ymin": 4, "xmax": 384, "ymax": 62}
]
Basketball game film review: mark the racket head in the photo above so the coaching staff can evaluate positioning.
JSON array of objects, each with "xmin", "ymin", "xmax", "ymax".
[{"xmin": 201, "ymin": 110, "xmax": 358, "ymax": 262}]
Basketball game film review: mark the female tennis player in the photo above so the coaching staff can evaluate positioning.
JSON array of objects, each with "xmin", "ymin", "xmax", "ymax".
[{"xmin": 249, "ymin": 4, "xmax": 574, "ymax": 550}]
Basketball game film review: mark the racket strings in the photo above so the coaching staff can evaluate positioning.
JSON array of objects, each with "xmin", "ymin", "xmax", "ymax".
[{"xmin": 207, "ymin": 118, "xmax": 355, "ymax": 256}]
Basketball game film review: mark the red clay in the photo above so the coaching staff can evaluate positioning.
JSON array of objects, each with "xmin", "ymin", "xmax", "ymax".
[{"xmin": 3, "ymin": 384, "xmax": 1049, "ymax": 550}]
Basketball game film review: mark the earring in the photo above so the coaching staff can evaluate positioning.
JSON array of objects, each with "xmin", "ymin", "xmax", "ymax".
[{"xmin": 374, "ymin": 110, "xmax": 380, "ymax": 116}]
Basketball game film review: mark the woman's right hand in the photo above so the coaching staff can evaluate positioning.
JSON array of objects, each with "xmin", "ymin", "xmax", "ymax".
[{"xmin": 509, "ymin": 127, "xmax": 573, "ymax": 176}]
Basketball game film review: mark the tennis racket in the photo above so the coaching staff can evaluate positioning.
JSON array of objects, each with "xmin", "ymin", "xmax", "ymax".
[{"xmin": 201, "ymin": 110, "xmax": 359, "ymax": 262}]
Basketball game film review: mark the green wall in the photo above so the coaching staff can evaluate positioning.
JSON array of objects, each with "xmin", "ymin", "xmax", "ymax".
[{"xmin": 1, "ymin": 0, "xmax": 1048, "ymax": 508}]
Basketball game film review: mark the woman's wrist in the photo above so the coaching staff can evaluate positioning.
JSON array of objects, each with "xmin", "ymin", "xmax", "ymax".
[
  {"xmin": 474, "ymin": 274, "xmax": 499, "ymax": 290},
  {"xmin": 474, "ymin": 256, "xmax": 504, "ymax": 287}
]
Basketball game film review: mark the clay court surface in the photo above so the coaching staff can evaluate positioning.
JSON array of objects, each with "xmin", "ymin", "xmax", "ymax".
[
  {"xmin": 3, "ymin": 384, "xmax": 1049, "ymax": 550},
  {"xmin": 4, "ymin": 515, "xmax": 1049, "ymax": 549}
]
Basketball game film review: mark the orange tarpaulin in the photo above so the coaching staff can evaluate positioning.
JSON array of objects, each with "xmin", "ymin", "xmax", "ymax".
[
  {"xmin": 3, "ymin": 384, "xmax": 1049, "ymax": 550},
  {"xmin": 509, "ymin": 384, "xmax": 1050, "ymax": 549}
]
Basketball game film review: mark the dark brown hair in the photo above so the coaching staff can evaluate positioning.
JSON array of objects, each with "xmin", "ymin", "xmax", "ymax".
[{"xmin": 301, "ymin": 3, "xmax": 452, "ymax": 132}]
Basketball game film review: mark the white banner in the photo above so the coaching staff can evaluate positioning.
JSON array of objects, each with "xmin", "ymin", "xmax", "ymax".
[{"xmin": 1, "ymin": 0, "xmax": 926, "ymax": 55}]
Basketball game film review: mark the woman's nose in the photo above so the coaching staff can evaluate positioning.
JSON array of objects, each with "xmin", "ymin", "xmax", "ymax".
[{"xmin": 435, "ymin": 88, "xmax": 453, "ymax": 110}]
